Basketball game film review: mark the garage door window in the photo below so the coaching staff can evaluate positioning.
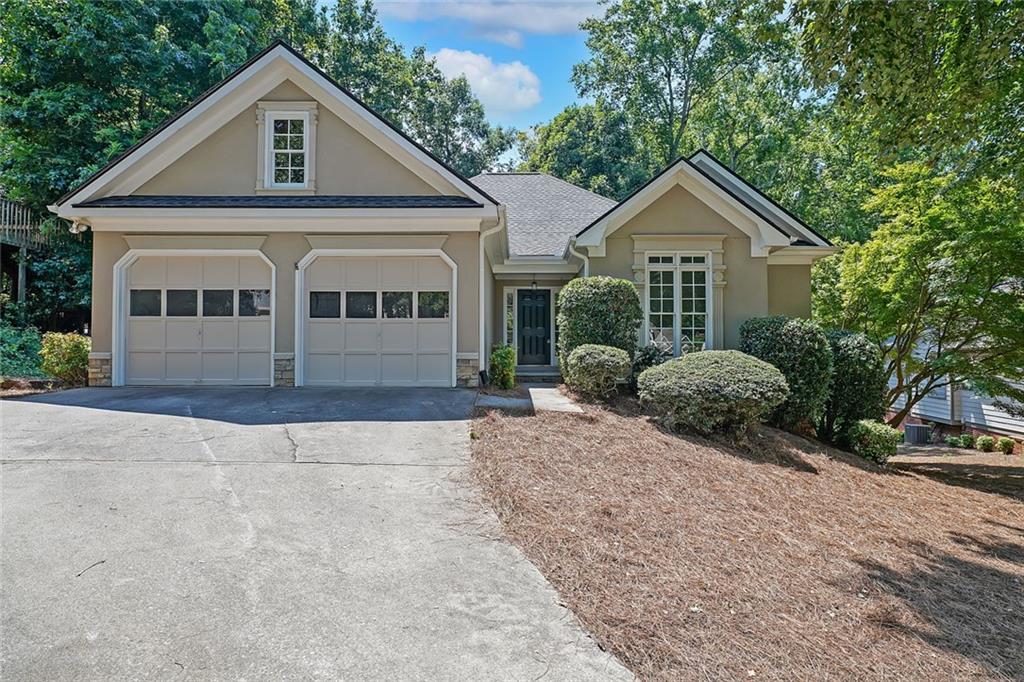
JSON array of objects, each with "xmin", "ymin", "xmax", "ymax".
[
  {"xmin": 382, "ymin": 291, "xmax": 412, "ymax": 318},
  {"xmin": 239, "ymin": 289, "xmax": 271, "ymax": 316},
  {"xmin": 166, "ymin": 289, "xmax": 198, "ymax": 316},
  {"xmin": 130, "ymin": 289, "xmax": 161, "ymax": 316},
  {"xmin": 203, "ymin": 290, "xmax": 234, "ymax": 317},
  {"xmin": 309, "ymin": 291, "xmax": 340, "ymax": 318},
  {"xmin": 346, "ymin": 291, "xmax": 376, "ymax": 319},
  {"xmin": 417, "ymin": 291, "xmax": 449, "ymax": 318}
]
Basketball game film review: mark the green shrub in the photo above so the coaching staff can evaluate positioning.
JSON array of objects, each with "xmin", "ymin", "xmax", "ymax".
[
  {"xmin": 817, "ymin": 331, "xmax": 885, "ymax": 445},
  {"xmin": 997, "ymin": 437, "xmax": 1016, "ymax": 455},
  {"xmin": 944, "ymin": 435, "xmax": 962, "ymax": 448},
  {"xmin": 740, "ymin": 316, "xmax": 833, "ymax": 430},
  {"xmin": 0, "ymin": 319, "xmax": 45, "ymax": 378},
  {"xmin": 489, "ymin": 345, "xmax": 516, "ymax": 390},
  {"xmin": 848, "ymin": 420, "xmax": 901, "ymax": 464},
  {"xmin": 958, "ymin": 433, "xmax": 975, "ymax": 449},
  {"xmin": 556, "ymin": 276, "xmax": 642, "ymax": 366},
  {"xmin": 637, "ymin": 350, "xmax": 789, "ymax": 437},
  {"xmin": 630, "ymin": 343, "xmax": 671, "ymax": 390},
  {"xmin": 976, "ymin": 435, "xmax": 996, "ymax": 452},
  {"xmin": 39, "ymin": 332, "xmax": 90, "ymax": 385},
  {"xmin": 565, "ymin": 344, "xmax": 631, "ymax": 400}
]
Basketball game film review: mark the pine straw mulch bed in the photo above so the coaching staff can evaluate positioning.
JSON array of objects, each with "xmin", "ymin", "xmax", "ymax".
[{"xmin": 470, "ymin": 401, "xmax": 1024, "ymax": 681}]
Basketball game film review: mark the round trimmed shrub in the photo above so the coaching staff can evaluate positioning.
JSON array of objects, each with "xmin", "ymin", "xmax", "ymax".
[
  {"xmin": 817, "ymin": 330, "xmax": 886, "ymax": 445},
  {"xmin": 997, "ymin": 437, "xmax": 1016, "ymax": 455},
  {"xmin": 848, "ymin": 419, "xmax": 901, "ymax": 464},
  {"xmin": 565, "ymin": 344, "xmax": 631, "ymax": 400},
  {"xmin": 489, "ymin": 344, "xmax": 516, "ymax": 389},
  {"xmin": 637, "ymin": 350, "xmax": 789, "ymax": 437},
  {"xmin": 556, "ymin": 276, "xmax": 642, "ymax": 366},
  {"xmin": 976, "ymin": 435, "xmax": 996, "ymax": 452},
  {"xmin": 740, "ymin": 316, "xmax": 833, "ymax": 430}
]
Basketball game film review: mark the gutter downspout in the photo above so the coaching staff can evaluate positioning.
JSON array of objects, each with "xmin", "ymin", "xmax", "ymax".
[
  {"xmin": 568, "ymin": 237, "xmax": 589, "ymax": 277},
  {"xmin": 479, "ymin": 207, "xmax": 505, "ymax": 373}
]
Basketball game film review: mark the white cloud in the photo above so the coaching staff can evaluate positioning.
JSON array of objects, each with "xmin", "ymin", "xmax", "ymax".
[
  {"xmin": 376, "ymin": 1, "xmax": 602, "ymax": 44},
  {"xmin": 431, "ymin": 48, "xmax": 541, "ymax": 114}
]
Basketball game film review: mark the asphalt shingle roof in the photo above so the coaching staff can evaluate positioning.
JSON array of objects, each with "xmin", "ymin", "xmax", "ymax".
[
  {"xmin": 73, "ymin": 195, "xmax": 483, "ymax": 209},
  {"xmin": 472, "ymin": 173, "xmax": 617, "ymax": 257}
]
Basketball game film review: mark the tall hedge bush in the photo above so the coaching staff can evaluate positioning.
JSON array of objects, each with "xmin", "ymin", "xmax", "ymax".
[
  {"xmin": 739, "ymin": 316, "xmax": 833, "ymax": 429},
  {"xmin": 556, "ymin": 276, "xmax": 642, "ymax": 366},
  {"xmin": 817, "ymin": 331, "xmax": 886, "ymax": 445}
]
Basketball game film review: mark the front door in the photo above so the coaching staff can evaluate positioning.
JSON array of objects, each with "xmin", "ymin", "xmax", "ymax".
[{"xmin": 517, "ymin": 289, "xmax": 550, "ymax": 365}]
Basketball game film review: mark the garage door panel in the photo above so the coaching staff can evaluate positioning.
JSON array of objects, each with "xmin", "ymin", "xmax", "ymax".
[
  {"xmin": 417, "ymin": 258, "xmax": 450, "ymax": 289},
  {"xmin": 308, "ymin": 323, "xmax": 342, "ymax": 352},
  {"xmin": 125, "ymin": 255, "xmax": 272, "ymax": 385},
  {"xmin": 381, "ymin": 323, "xmax": 415, "ymax": 352},
  {"xmin": 308, "ymin": 259, "xmax": 342, "ymax": 288},
  {"xmin": 306, "ymin": 354, "xmax": 341, "ymax": 384},
  {"xmin": 165, "ymin": 321, "xmax": 202, "ymax": 349},
  {"xmin": 345, "ymin": 260, "xmax": 378, "ymax": 288},
  {"xmin": 128, "ymin": 352, "xmax": 164, "ymax": 382},
  {"xmin": 417, "ymin": 354, "xmax": 450, "ymax": 384},
  {"xmin": 202, "ymin": 257, "xmax": 239, "ymax": 288},
  {"xmin": 201, "ymin": 320, "xmax": 238, "ymax": 350},
  {"xmin": 129, "ymin": 257, "xmax": 166, "ymax": 286},
  {"xmin": 344, "ymin": 323, "xmax": 378, "ymax": 352},
  {"xmin": 128, "ymin": 320, "xmax": 166, "ymax": 350},
  {"xmin": 381, "ymin": 258, "xmax": 415, "ymax": 288},
  {"xmin": 166, "ymin": 352, "xmax": 201, "ymax": 381},
  {"xmin": 381, "ymin": 354, "xmax": 415, "ymax": 383},
  {"xmin": 166, "ymin": 258, "xmax": 202, "ymax": 286},
  {"xmin": 417, "ymin": 323, "xmax": 450, "ymax": 353},
  {"xmin": 344, "ymin": 354, "xmax": 379, "ymax": 383},
  {"xmin": 237, "ymin": 320, "xmax": 271, "ymax": 351}
]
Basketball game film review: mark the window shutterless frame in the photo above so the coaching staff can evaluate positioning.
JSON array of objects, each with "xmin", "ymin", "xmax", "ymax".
[
  {"xmin": 643, "ymin": 252, "xmax": 713, "ymax": 355},
  {"xmin": 264, "ymin": 111, "xmax": 310, "ymax": 189}
]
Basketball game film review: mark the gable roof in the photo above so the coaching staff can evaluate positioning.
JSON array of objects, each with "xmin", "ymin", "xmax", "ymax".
[
  {"xmin": 575, "ymin": 151, "xmax": 831, "ymax": 250},
  {"xmin": 52, "ymin": 40, "xmax": 498, "ymax": 212},
  {"xmin": 472, "ymin": 172, "xmax": 617, "ymax": 257}
]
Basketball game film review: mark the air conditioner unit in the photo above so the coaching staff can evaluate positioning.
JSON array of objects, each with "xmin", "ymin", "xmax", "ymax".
[{"xmin": 904, "ymin": 424, "xmax": 931, "ymax": 445}]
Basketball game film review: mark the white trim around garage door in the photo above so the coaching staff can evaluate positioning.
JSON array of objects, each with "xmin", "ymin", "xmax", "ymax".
[
  {"xmin": 294, "ymin": 249, "xmax": 458, "ymax": 387},
  {"xmin": 110, "ymin": 248, "xmax": 277, "ymax": 387}
]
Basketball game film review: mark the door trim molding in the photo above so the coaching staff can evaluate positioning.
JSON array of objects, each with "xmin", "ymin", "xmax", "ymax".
[
  {"xmin": 111, "ymin": 248, "xmax": 276, "ymax": 387},
  {"xmin": 502, "ymin": 285, "xmax": 561, "ymax": 366},
  {"xmin": 294, "ymin": 249, "xmax": 458, "ymax": 387}
]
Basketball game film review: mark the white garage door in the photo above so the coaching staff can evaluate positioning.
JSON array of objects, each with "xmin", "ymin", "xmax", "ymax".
[
  {"xmin": 304, "ymin": 256, "xmax": 453, "ymax": 386},
  {"xmin": 125, "ymin": 255, "xmax": 272, "ymax": 385}
]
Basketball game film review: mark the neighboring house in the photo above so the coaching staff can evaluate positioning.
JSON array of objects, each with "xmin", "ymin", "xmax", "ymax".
[
  {"xmin": 49, "ymin": 41, "xmax": 833, "ymax": 389},
  {"xmin": 891, "ymin": 376, "xmax": 1024, "ymax": 443}
]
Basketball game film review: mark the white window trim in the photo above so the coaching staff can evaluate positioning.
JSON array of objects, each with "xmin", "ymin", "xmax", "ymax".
[
  {"xmin": 255, "ymin": 101, "xmax": 317, "ymax": 193},
  {"xmin": 643, "ymin": 251, "xmax": 713, "ymax": 355},
  {"xmin": 502, "ymin": 286, "xmax": 561, "ymax": 366}
]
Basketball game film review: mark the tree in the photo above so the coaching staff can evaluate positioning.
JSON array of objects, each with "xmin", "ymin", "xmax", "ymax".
[
  {"xmin": 516, "ymin": 101, "xmax": 649, "ymax": 199},
  {"xmin": 573, "ymin": 0, "xmax": 783, "ymax": 166},
  {"xmin": 814, "ymin": 163, "xmax": 1024, "ymax": 425},
  {"xmin": 795, "ymin": 0, "xmax": 1024, "ymax": 186}
]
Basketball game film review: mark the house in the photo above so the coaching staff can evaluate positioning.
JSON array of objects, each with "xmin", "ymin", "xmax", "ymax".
[
  {"xmin": 892, "ymin": 375, "xmax": 1024, "ymax": 447},
  {"xmin": 49, "ymin": 41, "xmax": 833, "ymax": 389}
]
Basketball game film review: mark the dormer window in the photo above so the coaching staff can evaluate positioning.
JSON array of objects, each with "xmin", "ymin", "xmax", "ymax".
[
  {"xmin": 270, "ymin": 115, "xmax": 307, "ymax": 186},
  {"xmin": 256, "ymin": 101, "xmax": 317, "ymax": 192}
]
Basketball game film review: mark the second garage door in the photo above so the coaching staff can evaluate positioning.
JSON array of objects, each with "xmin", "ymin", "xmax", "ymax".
[{"xmin": 303, "ymin": 256, "xmax": 453, "ymax": 386}]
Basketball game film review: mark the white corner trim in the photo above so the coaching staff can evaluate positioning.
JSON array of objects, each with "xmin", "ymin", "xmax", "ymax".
[
  {"xmin": 479, "ymin": 223, "xmax": 503, "ymax": 371},
  {"xmin": 293, "ymin": 248, "xmax": 458, "ymax": 387},
  {"xmin": 110, "ymin": 248, "xmax": 276, "ymax": 387}
]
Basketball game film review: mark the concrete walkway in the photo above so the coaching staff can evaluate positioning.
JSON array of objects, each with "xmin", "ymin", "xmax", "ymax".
[{"xmin": 1, "ymin": 387, "xmax": 630, "ymax": 680}]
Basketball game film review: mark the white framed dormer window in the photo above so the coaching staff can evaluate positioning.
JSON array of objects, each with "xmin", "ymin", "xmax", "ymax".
[
  {"xmin": 256, "ymin": 101, "xmax": 317, "ymax": 193},
  {"xmin": 645, "ymin": 252, "xmax": 711, "ymax": 355}
]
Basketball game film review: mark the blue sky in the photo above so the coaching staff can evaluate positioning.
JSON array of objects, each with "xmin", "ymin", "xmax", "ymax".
[{"xmin": 372, "ymin": 1, "xmax": 603, "ymax": 130}]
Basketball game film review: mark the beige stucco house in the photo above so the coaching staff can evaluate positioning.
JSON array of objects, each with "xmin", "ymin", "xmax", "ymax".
[{"xmin": 50, "ymin": 41, "xmax": 833, "ymax": 389}]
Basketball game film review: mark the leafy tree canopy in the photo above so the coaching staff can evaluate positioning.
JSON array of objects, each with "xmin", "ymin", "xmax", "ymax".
[{"xmin": 813, "ymin": 162, "xmax": 1024, "ymax": 424}]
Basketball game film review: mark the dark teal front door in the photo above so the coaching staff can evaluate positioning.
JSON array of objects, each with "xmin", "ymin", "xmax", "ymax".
[{"xmin": 517, "ymin": 289, "xmax": 550, "ymax": 365}]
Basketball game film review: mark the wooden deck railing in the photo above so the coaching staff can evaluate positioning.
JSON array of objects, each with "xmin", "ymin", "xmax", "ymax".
[{"xmin": 1, "ymin": 198, "xmax": 51, "ymax": 249}]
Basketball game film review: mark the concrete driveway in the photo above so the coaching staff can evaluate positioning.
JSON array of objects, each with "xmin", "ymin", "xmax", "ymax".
[{"xmin": 1, "ymin": 387, "xmax": 629, "ymax": 680}]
